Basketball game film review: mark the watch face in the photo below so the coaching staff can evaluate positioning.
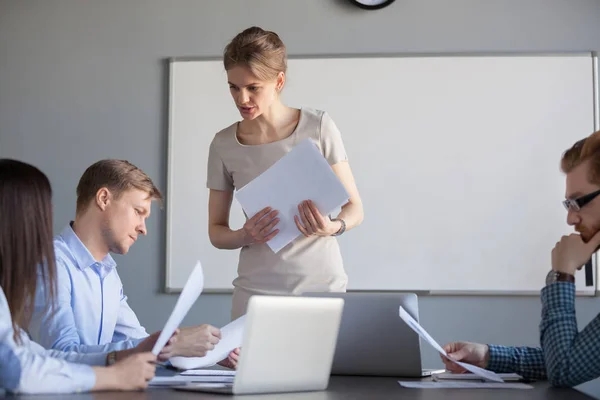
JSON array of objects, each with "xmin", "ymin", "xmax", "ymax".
[
  {"xmin": 350, "ymin": 0, "xmax": 396, "ymax": 10},
  {"xmin": 545, "ymin": 270, "xmax": 557, "ymax": 286}
]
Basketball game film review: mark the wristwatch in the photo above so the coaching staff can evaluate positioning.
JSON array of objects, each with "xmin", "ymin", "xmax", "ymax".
[
  {"xmin": 545, "ymin": 270, "xmax": 575, "ymax": 286},
  {"xmin": 331, "ymin": 218, "xmax": 346, "ymax": 236},
  {"xmin": 106, "ymin": 351, "xmax": 117, "ymax": 366}
]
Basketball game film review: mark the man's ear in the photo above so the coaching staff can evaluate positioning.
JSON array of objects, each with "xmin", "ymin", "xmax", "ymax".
[{"xmin": 95, "ymin": 187, "xmax": 112, "ymax": 211}]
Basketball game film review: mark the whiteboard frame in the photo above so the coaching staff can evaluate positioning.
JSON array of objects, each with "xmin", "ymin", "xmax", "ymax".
[{"xmin": 165, "ymin": 51, "xmax": 599, "ymax": 296}]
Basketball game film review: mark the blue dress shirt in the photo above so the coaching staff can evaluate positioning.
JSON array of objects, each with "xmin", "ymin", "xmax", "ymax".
[
  {"xmin": 0, "ymin": 286, "xmax": 104, "ymax": 394},
  {"xmin": 30, "ymin": 223, "xmax": 148, "ymax": 353}
]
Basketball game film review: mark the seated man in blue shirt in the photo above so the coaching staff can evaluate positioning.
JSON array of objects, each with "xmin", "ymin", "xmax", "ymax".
[
  {"xmin": 31, "ymin": 159, "xmax": 237, "ymax": 367},
  {"xmin": 440, "ymin": 131, "xmax": 600, "ymax": 388}
]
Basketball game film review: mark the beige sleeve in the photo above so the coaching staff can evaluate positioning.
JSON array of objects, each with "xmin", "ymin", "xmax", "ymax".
[
  {"xmin": 206, "ymin": 139, "xmax": 234, "ymax": 191},
  {"xmin": 319, "ymin": 112, "xmax": 348, "ymax": 165}
]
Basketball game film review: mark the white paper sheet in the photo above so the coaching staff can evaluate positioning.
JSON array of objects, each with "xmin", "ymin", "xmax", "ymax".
[
  {"xmin": 149, "ymin": 375, "xmax": 235, "ymax": 387},
  {"xmin": 152, "ymin": 261, "xmax": 204, "ymax": 355},
  {"xmin": 398, "ymin": 307, "xmax": 504, "ymax": 383},
  {"xmin": 170, "ymin": 315, "xmax": 246, "ymax": 370},
  {"xmin": 235, "ymin": 138, "xmax": 350, "ymax": 253},
  {"xmin": 398, "ymin": 381, "xmax": 533, "ymax": 389},
  {"xmin": 433, "ymin": 372, "xmax": 523, "ymax": 381},
  {"xmin": 180, "ymin": 369, "xmax": 236, "ymax": 376}
]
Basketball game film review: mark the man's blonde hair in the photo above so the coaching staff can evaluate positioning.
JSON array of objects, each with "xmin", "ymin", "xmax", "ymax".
[
  {"xmin": 76, "ymin": 159, "xmax": 162, "ymax": 214},
  {"xmin": 561, "ymin": 130, "xmax": 600, "ymax": 183}
]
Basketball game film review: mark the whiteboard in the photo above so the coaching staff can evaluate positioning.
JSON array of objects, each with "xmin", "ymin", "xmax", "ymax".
[{"xmin": 166, "ymin": 53, "xmax": 598, "ymax": 295}]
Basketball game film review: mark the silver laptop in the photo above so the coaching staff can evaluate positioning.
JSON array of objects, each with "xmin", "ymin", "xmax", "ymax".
[
  {"xmin": 176, "ymin": 295, "xmax": 344, "ymax": 395},
  {"xmin": 303, "ymin": 292, "xmax": 443, "ymax": 378}
]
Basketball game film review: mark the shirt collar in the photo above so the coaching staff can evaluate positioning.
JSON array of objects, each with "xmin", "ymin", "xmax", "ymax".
[{"xmin": 59, "ymin": 222, "xmax": 117, "ymax": 271}]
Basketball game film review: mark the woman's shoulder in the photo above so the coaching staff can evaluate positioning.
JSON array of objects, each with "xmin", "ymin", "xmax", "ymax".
[
  {"xmin": 300, "ymin": 107, "xmax": 327, "ymax": 121},
  {"xmin": 210, "ymin": 121, "xmax": 238, "ymax": 149},
  {"xmin": 298, "ymin": 107, "xmax": 336, "ymax": 131}
]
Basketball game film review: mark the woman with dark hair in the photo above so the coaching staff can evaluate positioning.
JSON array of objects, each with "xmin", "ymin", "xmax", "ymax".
[{"xmin": 0, "ymin": 159, "xmax": 156, "ymax": 394}]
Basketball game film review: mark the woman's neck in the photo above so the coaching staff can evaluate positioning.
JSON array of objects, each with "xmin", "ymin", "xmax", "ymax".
[{"xmin": 238, "ymin": 102, "xmax": 300, "ymax": 145}]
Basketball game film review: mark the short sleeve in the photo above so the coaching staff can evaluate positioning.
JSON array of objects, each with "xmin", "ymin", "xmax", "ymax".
[
  {"xmin": 206, "ymin": 139, "xmax": 234, "ymax": 191},
  {"xmin": 319, "ymin": 112, "xmax": 348, "ymax": 165}
]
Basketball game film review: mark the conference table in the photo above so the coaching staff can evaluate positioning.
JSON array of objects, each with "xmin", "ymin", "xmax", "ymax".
[{"xmin": 2, "ymin": 376, "xmax": 594, "ymax": 399}]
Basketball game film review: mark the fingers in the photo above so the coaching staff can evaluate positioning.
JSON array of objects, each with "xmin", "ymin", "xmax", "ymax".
[
  {"xmin": 295, "ymin": 215, "xmax": 309, "ymax": 237},
  {"xmin": 255, "ymin": 210, "xmax": 279, "ymax": 230},
  {"xmin": 298, "ymin": 202, "xmax": 317, "ymax": 234},
  {"xmin": 262, "ymin": 228, "xmax": 280, "ymax": 242},
  {"xmin": 440, "ymin": 352, "xmax": 466, "ymax": 373},
  {"xmin": 160, "ymin": 344, "xmax": 174, "ymax": 355},
  {"xmin": 250, "ymin": 207, "xmax": 274, "ymax": 223},
  {"xmin": 246, "ymin": 209, "xmax": 279, "ymax": 243},
  {"xmin": 144, "ymin": 360, "xmax": 156, "ymax": 381},
  {"xmin": 258, "ymin": 217, "xmax": 280, "ymax": 240},
  {"xmin": 442, "ymin": 343, "xmax": 456, "ymax": 354},
  {"xmin": 306, "ymin": 200, "xmax": 326, "ymax": 229},
  {"xmin": 166, "ymin": 334, "xmax": 178, "ymax": 346},
  {"xmin": 303, "ymin": 202, "xmax": 320, "ymax": 231},
  {"xmin": 208, "ymin": 325, "xmax": 222, "ymax": 339}
]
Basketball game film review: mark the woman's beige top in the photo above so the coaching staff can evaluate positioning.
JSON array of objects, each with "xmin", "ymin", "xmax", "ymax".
[{"xmin": 207, "ymin": 108, "xmax": 349, "ymax": 318}]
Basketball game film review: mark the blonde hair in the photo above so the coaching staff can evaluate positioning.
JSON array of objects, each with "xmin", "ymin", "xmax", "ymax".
[
  {"xmin": 561, "ymin": 130, "xmax": 600, "ymax": 183},
  {"xmin": 76, "ymin": 159, "xmax": 162, "ymax": 214},
  {"xmin": 223, "ymin": 26, "xmax": 287, "ymax": 81}
]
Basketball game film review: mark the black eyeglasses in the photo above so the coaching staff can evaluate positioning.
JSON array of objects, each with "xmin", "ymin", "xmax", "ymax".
[{"xmin": 563, "ymin": 189, "xmax": 600, "ymax": 211}]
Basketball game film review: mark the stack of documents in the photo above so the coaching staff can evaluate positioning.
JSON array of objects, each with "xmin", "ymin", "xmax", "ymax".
[
  {"xmin": 150, "ymin": 370, "xmax": 236, "ymax": 387},
  {"xmin": 235, "ymin": 138, "xmax": 350, "ymax": 253}
]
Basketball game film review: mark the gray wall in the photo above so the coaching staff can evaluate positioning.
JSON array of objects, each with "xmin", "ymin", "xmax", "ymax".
[{"xmin": 1, "ymin": 0, "xmax": 600, "ymax": 397}]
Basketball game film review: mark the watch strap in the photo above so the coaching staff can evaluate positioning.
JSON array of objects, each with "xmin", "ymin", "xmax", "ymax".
[
  {"xmin": 106, "ymin": 351, "xmax": 117, "ymax": 366},
  {"xmin": 547, "ymin": 270, "xmax": 575, "ymax": 285},
  {"xmin": 331, "ymin": 218, "xmax": 346, "ymax": 236}
]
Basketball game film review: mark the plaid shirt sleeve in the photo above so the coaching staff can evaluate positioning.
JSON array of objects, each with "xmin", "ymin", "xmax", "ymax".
[
  {"xmin": 540, "ymin": 281, "xmax": 600, "ymax": 387},
  {"xmin": 487, "ymin": 344, "xmax": 547, "ymax": 380}
]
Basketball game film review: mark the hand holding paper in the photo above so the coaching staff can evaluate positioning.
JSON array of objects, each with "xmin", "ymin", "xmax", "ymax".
[
  {"xmin": 398, "ymin": 306, "xmax": 504, "ymax": 383},
  {"xmin": 151, "ymin": 261, "xmax": 205, "ymax": 355},
  {"xmin": 235, "ymin": 139, "xmax": 349, "ymax": 253},
  {"xmin": 170, "ymin": 315, "xmax": 246, "ymax": 370}
]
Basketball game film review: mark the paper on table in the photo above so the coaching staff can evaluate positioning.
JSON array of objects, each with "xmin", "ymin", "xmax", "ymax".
[
  {"xmin": 398, "ymin": 381, "xmax": 533, "ymax": 389},
  {"xmin": 398, "ymin": 307, "xmax": 504, "ymax": 383},
  {"xmin": 170, "ymin": 315, "xmax": 246, "ymax": 370},
  {"xmin": 235, "ymin": 138, "xmax": 350, "ymax": 253},
  {"xmin": 180, "ymin": 369, "xmax": 236, "ymax": 376},
  {"xmin": 151, "ymin": 261, "xmax": 204, "ymax": 355},
  {"xmin": 433, "ymin": 372, "xmax": 523, "ymax": 381},
  {"xmin": 149, "ymin": 375, "xmax": 235, "ymax": 387}
]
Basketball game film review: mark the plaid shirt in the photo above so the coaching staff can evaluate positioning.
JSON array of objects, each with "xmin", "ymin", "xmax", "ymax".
[
  {"xmin": 540, "ymin": 282, "xmax": 600, "ymax": 387},
  {"xmin": 487, "ymin": 282, "xmax": 600, "ymax": 387}
]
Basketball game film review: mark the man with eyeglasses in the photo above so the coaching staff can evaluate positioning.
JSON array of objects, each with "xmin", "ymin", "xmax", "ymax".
[{"xmin": 440, "ymin": 135, "xmax": 600, "ymax": 388}]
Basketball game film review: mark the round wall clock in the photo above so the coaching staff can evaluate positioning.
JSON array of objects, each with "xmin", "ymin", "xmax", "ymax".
[{"xmin": 349, "ymin": 0, "xmax": 396, "ymax": 10}]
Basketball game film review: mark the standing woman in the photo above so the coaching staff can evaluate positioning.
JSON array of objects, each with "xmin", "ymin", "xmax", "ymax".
[
  {"xmin": 207, "ymin": 27, "xmax": 364, "ymax": 319},
  {"xmin": 0, "ymin": 159, "xmax": 156, "ymax": 394}
]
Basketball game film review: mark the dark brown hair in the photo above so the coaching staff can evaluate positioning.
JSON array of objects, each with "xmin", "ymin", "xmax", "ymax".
[
  {"xmin": 561, "ymin": 130, "xmax": 600, "ymax": 183},
  {"xmin": 0, "ymin": 159, "xmax": 56, "ymax": 343},
  {"xmin": 76, "ymin": 159, "xmax": 162, "ymax": 214},
  {"xmin": 223, "ymin": 26, "xmax": 287, "ymax": 81}
]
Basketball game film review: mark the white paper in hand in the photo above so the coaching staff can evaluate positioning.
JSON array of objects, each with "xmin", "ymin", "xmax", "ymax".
[
  {"xmin": 235, "ymin": 138, "xmax": 349, "ymax": 253},
  {"xmin": 398, "ymin": 306, "xmax": 504, "ymax": 383},
  {"xmin": 151, "ymin": 261, "xmax": 204, "ymax": 355},
  {"xmin": 169, "ymin": 315, "xmax": 246, "ymax": 370}
]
